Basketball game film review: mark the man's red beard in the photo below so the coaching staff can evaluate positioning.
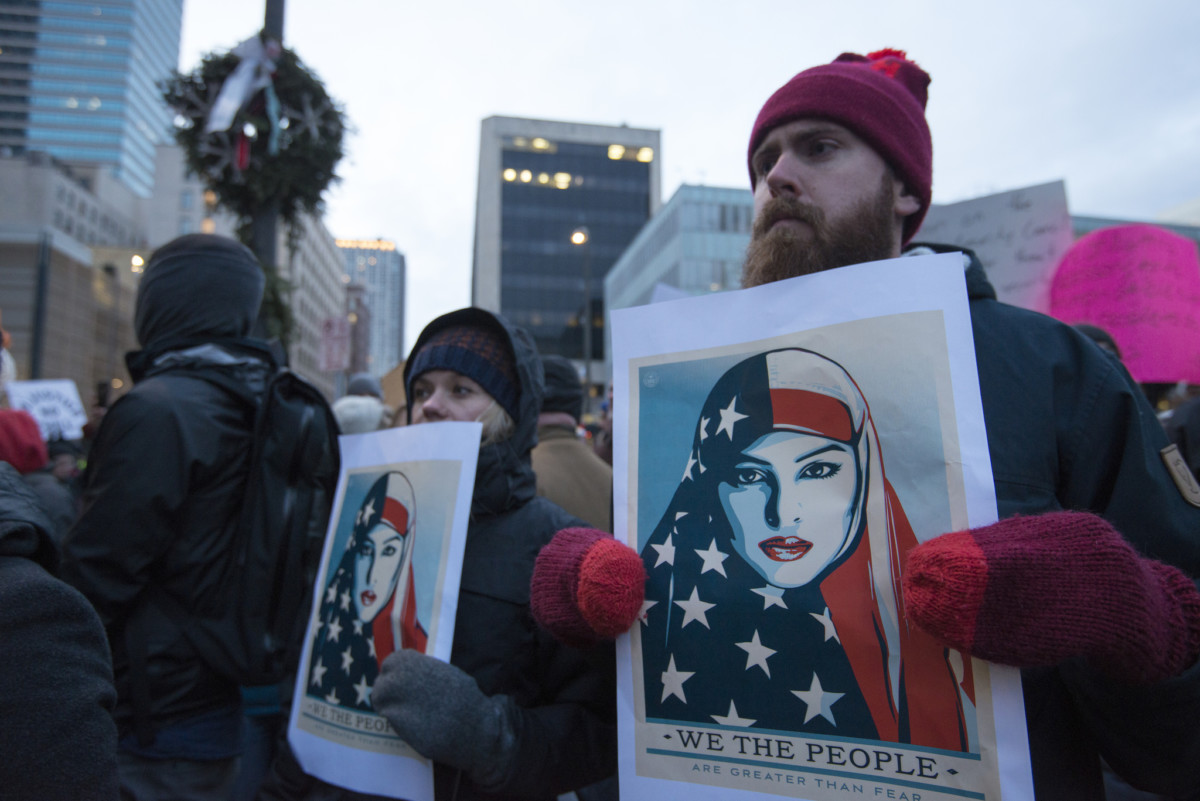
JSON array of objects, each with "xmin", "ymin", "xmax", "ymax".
[{"xmin": 742, "ymin": 173, "xmax": 898, "ymax": 288}]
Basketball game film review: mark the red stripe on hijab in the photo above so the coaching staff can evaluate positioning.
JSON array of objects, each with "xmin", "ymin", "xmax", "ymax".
[{"xmin": 769, "ymin": 388, "xmax": 853, "ymax": 441}]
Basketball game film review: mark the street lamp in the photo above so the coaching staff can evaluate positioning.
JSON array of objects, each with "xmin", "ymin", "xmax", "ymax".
[{"xmin": 570, "ymin": 226, "xmax": 592, "ymax": 409}]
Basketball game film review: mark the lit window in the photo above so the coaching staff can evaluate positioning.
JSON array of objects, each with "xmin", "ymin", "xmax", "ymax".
[
  {"xmin": 537, "ymin": 172, "xmax": 549, "ymax": 184},
  {"xmin": 553, "ymin": 172, "xmax": 571, "ymax": 189},
  {"xmin": 502, "ymin": 168, "xmax": 517, "ymax": 181},
  {"xmin": 532, "ymin": 137, "xmax": 549, "ymax": 150},
  {"xmin": 66, "ymin": 97, "xmax": 78, "ymax": 108},
  {"xmin": 637, "ymin": 147, "xmax": 654, "ymax": 162},
  {"xmin": 88, "ymin": 97, "xmax": 101, "ymax": 110},
  {"xmin": 607, "ymin": 144, "xmax": 625, "ymax": 160},
  {"xmin": 513, "ymin": 137, "xmax": 527, "ymax": 147},
  {"xmin": 519, "ymin": 170, "xmax": 532, "ymax": 182},
  {"xmin": 201, "ymin": 218, "xmax": 215, "ymax": 233}
]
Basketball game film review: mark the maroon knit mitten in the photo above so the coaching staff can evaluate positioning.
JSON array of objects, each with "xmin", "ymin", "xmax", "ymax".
[
  {"xmin": 531, "ymin": 527, "xmax": 646, "ymax": 648},
  {"xmin": 903, "ymin": 512, "xmax": 1200, "ymax": 685}
]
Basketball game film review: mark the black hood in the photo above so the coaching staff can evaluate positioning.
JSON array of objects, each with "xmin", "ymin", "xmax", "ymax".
[
  {"xmin": 0, "ymin": 462, "xmax": 58, "ymax": 572},
  {"xmin": 906, "ymin": 242, "xmax": 995, "ymax": 302},
  {"xmin": 134, "ymin": 234, "xmax": 265, "ymax": 350},
  {"xmin": 405, "ymin": 308, "xmax": 544, "ymax": 518}
]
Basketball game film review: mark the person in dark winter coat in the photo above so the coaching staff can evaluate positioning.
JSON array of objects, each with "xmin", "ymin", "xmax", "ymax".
[
  {"xmin": 261, "ymin": 307, "xmax": 615, "ymax": 801},
  {"xmin": 531, "ymin": 354, "xmax": 613, "ymax": 532},
  {"xmin": 532, "ymin": 49, "xmax": 1200, "ymax": 801},
  {"xmin": 60, "ymin": 234, "xmax": 278, "ymax": 800},
  {"xmin": 0, "ymin": 461, "xmax": 119, "ymax": 800}
]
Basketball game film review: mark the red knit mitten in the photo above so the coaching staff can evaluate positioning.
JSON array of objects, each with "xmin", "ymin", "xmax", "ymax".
[
  {"xmin": 903, "ymin": 512, "xmax": 1200, "ymax": 685},
  {"xmin": 531, "ymin": 527, "xmax": 646, "ymax": 648}
]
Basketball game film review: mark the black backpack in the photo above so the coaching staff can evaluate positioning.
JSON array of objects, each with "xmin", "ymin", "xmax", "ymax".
[{"xmin": 127, "ymin": 366, "xmax": 341, "ymax": 744}]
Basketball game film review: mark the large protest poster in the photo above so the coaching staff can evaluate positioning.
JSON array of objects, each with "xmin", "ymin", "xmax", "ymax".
[
  {"xmin": 918, "ymin": 180, "xmax": 1074, "ymax": 314},
  {"xmin": 289, "ymin": 423, "xmax": 479, "ymax": 800},
  {"xmin": 611, "ymin": 253, "xmax": 1034, "ymax": 801}
]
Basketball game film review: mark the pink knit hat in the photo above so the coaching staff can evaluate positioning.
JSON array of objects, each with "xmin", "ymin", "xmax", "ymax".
[{"xmin": 748, "ymin": 49, "xmax": 933, "ymax": 244}]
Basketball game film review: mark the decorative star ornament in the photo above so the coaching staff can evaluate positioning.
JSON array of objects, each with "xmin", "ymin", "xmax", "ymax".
[
  {"xmin": 325, "ymin": 615, "xmax": 343, "ymax": 643},
  {"xmin": 325, "ymin": 584, "xmax": 337, "ymax": 604},
  {"xmin": 711, "ymin": 700, "xmax": 756, "ymax": 727},
  {"xmin": 340, "ymin": 645, "xmax": 354, "ymax": 674},
  {"xmin": 353, "ymin": 674, "xmax": 372, "ymax": 707},
  {"xmin": 361, "ymin": 497, "xmax": 376, "ymax": 522},
  {"xmin": 715, "ymin": 396, "xmax": 749, "ymax": 440},
  {"xmin": 310, "ymin": 657, "xmax": 327, "ymax": 688},
  {"xmin": 810, "ymin": 606, "xmax": 840, "ymax": 643},
  {"xmin": 325, "ymin": 689, "xmax": 341, "ymax": 706},
  {"xmin": 792, "ymin": 673, "xmax": 844, "ymax": 725},
  {"xmin": 736, "ymin": 630, "xmax": 777, "ymax": 677},
  {"xmin": 752, "ymin": 585, "xmax": 788, "ymax": 610},
  {"xmin": 352, "ymin": 619, "xmax": 364, "ymax": 636},
  {"xmin": 675, "ymin": 586, "xmax": 716, "ymax": 629},
  {"xmin": 695, "ymin": 538, "xmax": 729, "ymax": 577},
  {"xmin": 682, "ymin": 451, "xmax": 698, "ymax": 482},
  {"xmin": 698, "ymin": 416, "xmax": 710, "ymax": 442},
  {"xmin": 651, "ymin": 531, "xmax": 676, "ymax": 568},
  {"xmin": 660, "ymin": 655, "xmax": 694, "ymax": 703},
  {"xmin": 339, "ymin": 589, "xmax": 352, "ymax": 612}
]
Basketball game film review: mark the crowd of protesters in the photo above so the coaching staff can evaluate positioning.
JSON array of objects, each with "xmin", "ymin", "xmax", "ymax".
[{"xmin": 2, "ymin": 46, "xmax": 1200, "ymax": 801}]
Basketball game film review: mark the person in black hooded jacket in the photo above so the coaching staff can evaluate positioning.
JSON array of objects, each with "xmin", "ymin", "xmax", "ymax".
[
  {"xmin": 61, "ymin": 234, "xmax": 278, "ymax": 800},
  {"xmin": 259, "ymin": 308, "xmax": 616, "ymax": 801}
]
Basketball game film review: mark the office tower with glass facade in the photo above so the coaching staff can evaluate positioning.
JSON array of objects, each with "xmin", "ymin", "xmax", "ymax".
[
  {"xmin": 604, "ymin": 184, "xmax": 754, "ymax": 314},
  {"xmin": 0, "ymin": 0, "xmax": 183, "ymax": 198},
  {"xmin": 473, "ymin": 116, "xmax": 660, "ymax": 381},
  {"xmin": 337, "ymin": 238, "xmax": 406, "ymax": 378}
]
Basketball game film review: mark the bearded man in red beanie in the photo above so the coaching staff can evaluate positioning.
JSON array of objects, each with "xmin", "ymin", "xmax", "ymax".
[{"xmin": 532, "ymin": 50, "xmax": 1200, "ymax": 801}]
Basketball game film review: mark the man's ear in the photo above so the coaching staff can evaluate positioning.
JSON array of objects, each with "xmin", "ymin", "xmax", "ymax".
[{"xmin": 893, "ymin": 178, "xmax": 920, "ymax": 218}]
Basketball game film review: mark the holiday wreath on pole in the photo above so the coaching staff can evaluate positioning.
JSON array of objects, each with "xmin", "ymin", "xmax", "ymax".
[{"xmin": 162, "ymin": 34, "xmax": 347, "ymax": 341}]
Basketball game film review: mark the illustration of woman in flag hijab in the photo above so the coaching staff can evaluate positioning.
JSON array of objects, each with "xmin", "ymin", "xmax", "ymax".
[
  {"xmin": 639, "ymin": 348, "xmax": 975, "ymax": 750},
  {"xmin": 308, "ymin": 471, "xmax": 427, "ymax": 709}
]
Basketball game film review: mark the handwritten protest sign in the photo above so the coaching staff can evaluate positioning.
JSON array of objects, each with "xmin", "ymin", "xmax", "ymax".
[
  {"xmin": 610, "ymin": 254, "xmax": 1033, "ymax": 801},
  {"xmin": 289, "ymin": 423, "xmax": 478, "ymax": 800},
  {"xmin": 4, "ymin": 379, "xmax": 87, "ymax": 440},
  {"xmin": 918, "ymin": 181, "xmax": 1074, "ymax": 313},
  {"xmin": 1050, "ymin": 224, "xmax": 1200, "ymax": 384}
]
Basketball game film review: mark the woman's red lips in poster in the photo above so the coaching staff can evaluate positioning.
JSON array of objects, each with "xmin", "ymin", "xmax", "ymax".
[
  {"xmin": 361, "ymin": 590, "xmax": 377, "ymax": 606},
  {"xmin": 759, "ymin": 536, "xmax": 813, "ymax": 561}
]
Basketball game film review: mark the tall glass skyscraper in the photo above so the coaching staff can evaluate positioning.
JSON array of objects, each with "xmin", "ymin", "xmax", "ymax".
[
  {"xmin": 0, "ymin": 0, "xmax": 183, "ymax": 197},
  {"xmin": 337, "ymin": 238, "xmax": 407, "ymax": 378},
  {"xmin": 473, "ymin": 116, "xmax": 660, "ymax": 370}
]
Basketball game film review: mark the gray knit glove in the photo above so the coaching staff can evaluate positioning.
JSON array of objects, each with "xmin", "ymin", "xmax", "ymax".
[{"xmin": 373, "ymin": 649, "xmax": 517, "ymax": 789}]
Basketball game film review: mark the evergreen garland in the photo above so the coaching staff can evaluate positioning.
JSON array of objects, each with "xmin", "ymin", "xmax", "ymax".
[
  {"xmin": 162, "ymin": 42, "xmax": 347, "ymax": 345},
  {"xmin": 163, "ymin": 45, "xmax": 346, "ymax": 232}
]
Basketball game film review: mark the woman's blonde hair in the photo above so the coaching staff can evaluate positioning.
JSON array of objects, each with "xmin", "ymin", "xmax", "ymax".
[{"xmin": 477, "ymin": 400, "xmax": 515, "ymax": 446}]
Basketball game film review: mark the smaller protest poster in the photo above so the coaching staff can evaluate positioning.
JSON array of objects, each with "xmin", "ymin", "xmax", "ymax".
[
  {"xmin": 288, "ymin": 422, "xmax": 479, "ymax": 800},
  {"xmin": 1050, "ymin": 223, "xmax": 1200, "ymax": 384},
  {"xmin": 610, "ymin": 253, "xmax": 1034, "ymax": 801},
  {"xmin": 918, "ymin": 180, "xmax": 1074, "ymax": 313},
  {"xmin": 4, "ymin": 379, "xmax": 88, "ymax": 440}
]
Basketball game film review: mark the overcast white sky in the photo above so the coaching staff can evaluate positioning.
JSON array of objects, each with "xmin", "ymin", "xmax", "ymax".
[{"xmin": 179, "ymin": 0, "xmax": 1200, "ymax": 351}]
